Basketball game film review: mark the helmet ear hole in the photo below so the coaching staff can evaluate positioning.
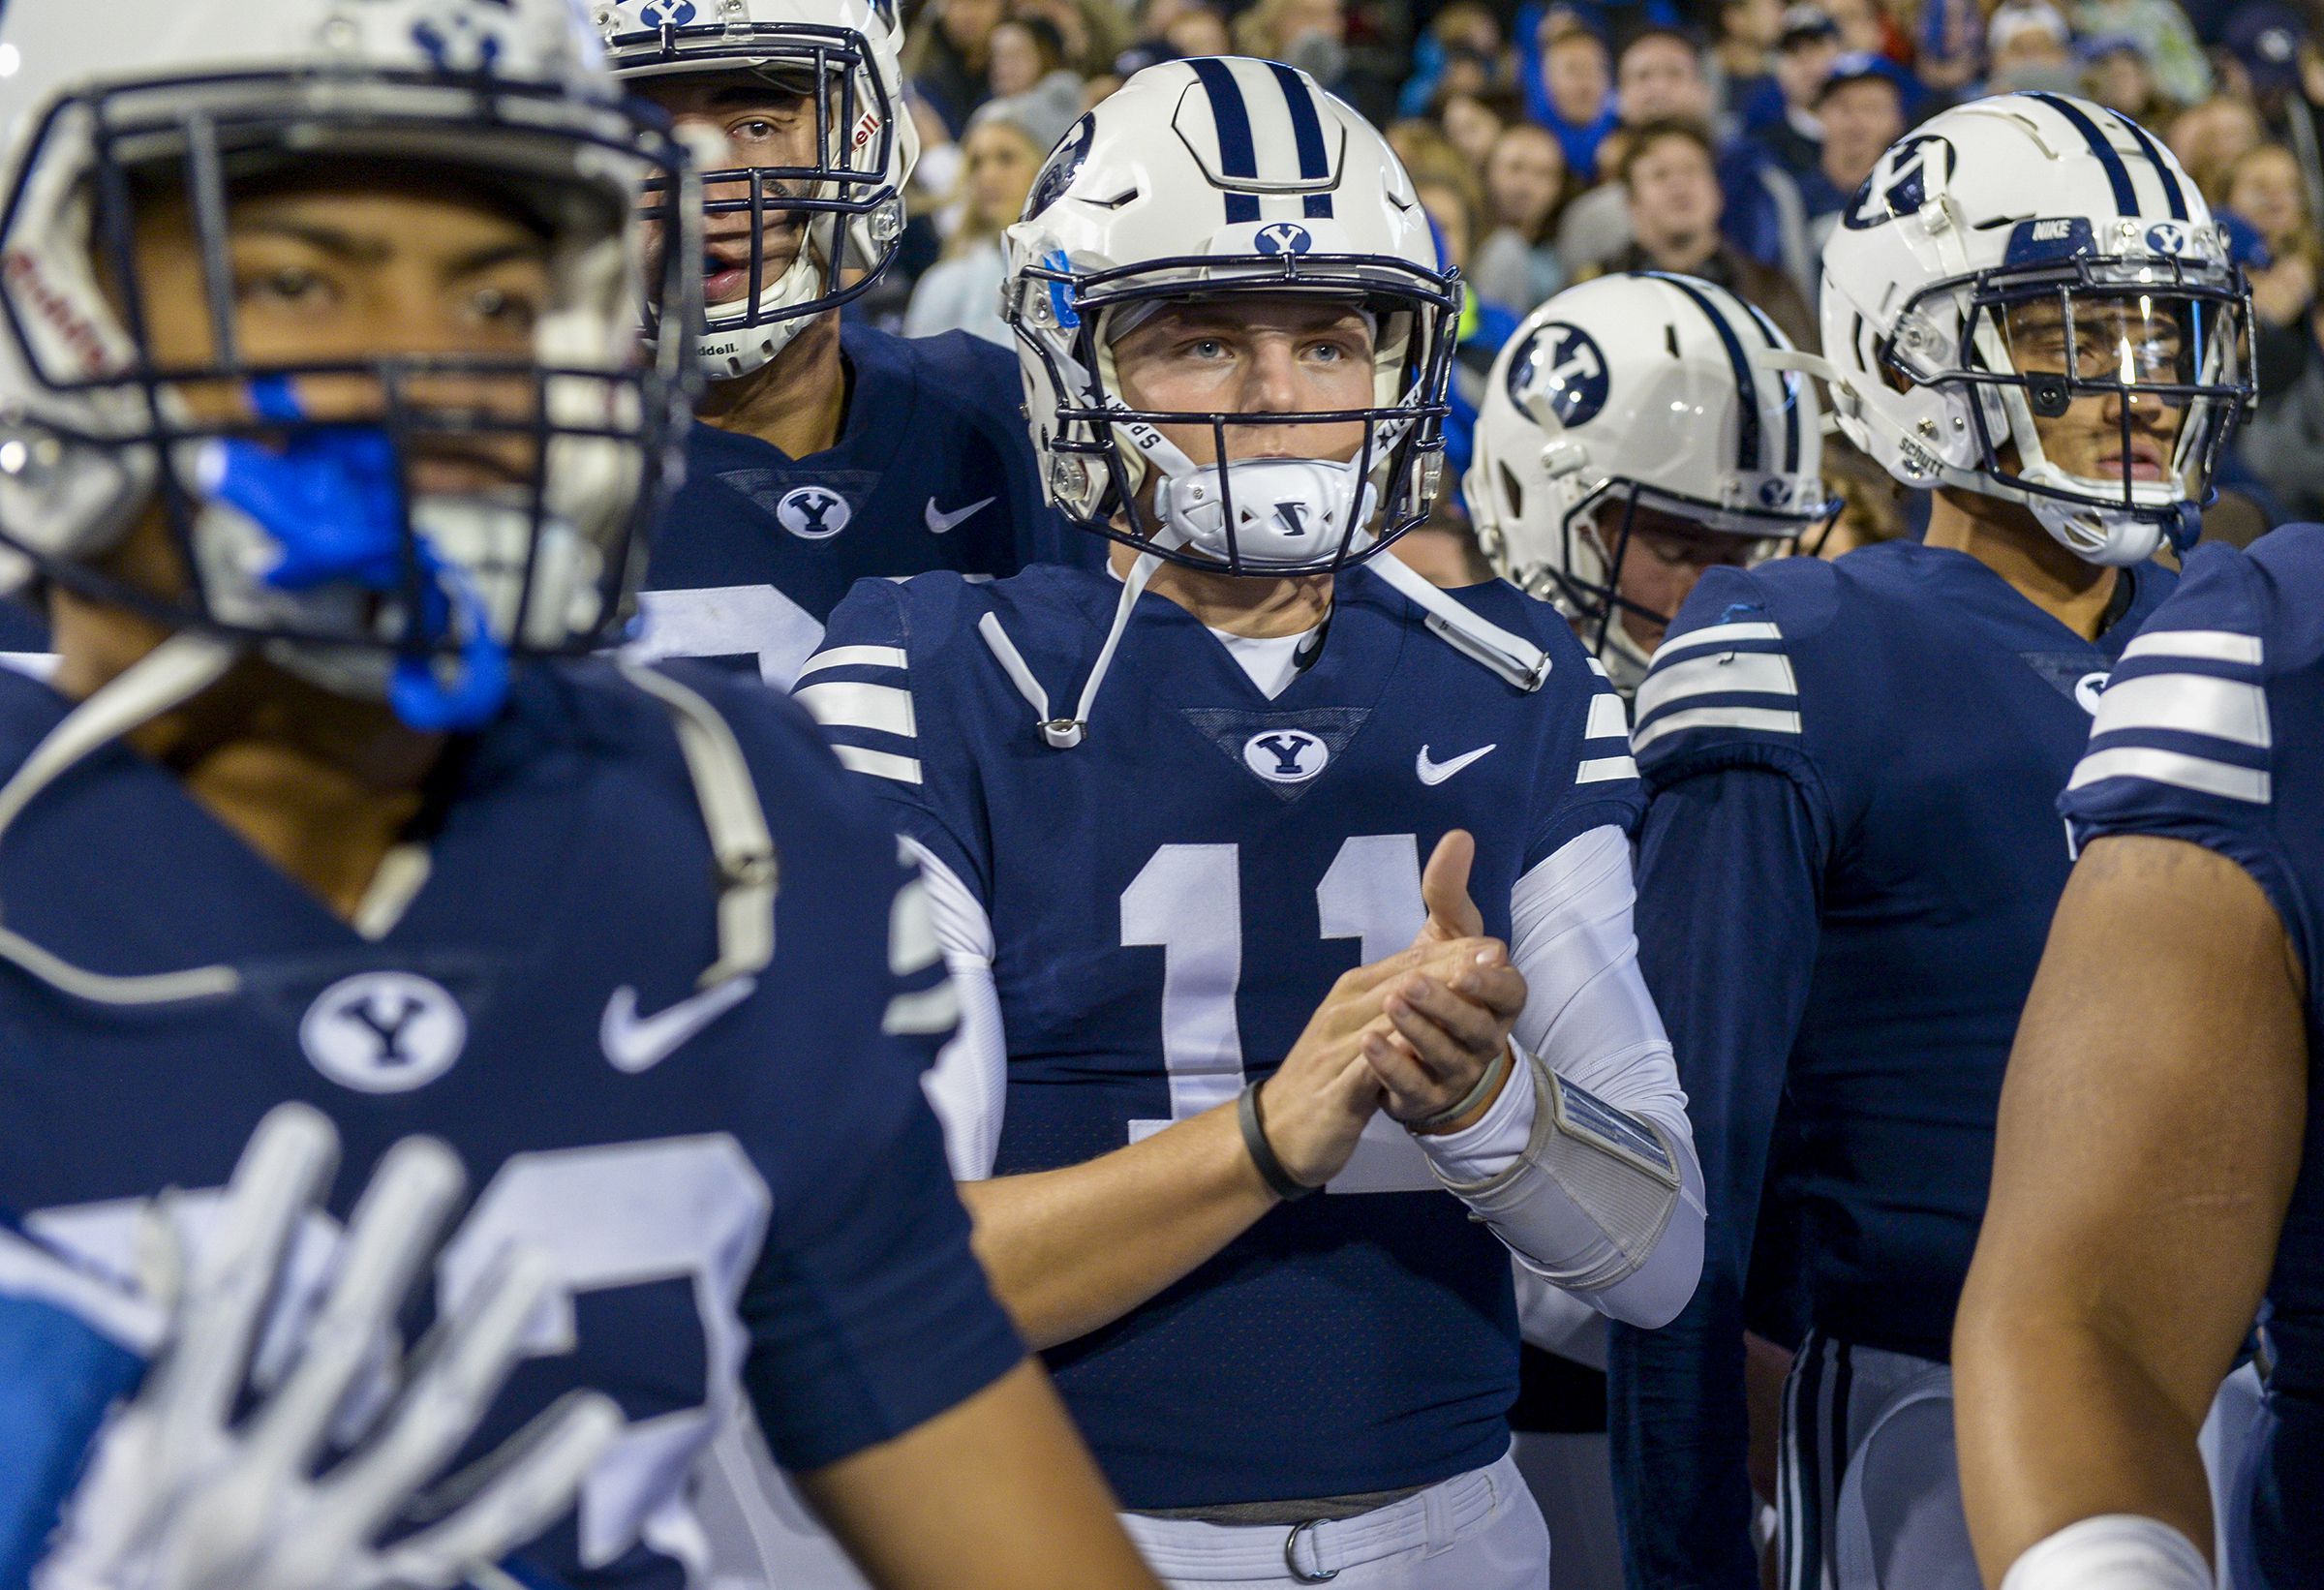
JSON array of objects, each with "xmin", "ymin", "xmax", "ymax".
[{"xmin": 1498, "ymin": 460, "xmax": 1524, "ymax": 519}]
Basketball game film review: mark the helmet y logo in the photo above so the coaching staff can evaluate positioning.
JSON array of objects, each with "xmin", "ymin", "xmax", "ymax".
[
  {"xmin": 1508, "ymin": 322, "xmax": 1609, "ymax": 427},
  {"xmin": 411, "ymin": 2, "xmax": 508, "ymax": 74},
  {"xmin": 1255, "ymin": 223, "xmax": 1313, "ymax": 256},
  {"xmin": 1845, "ymin": 135, "xmax": 1953, "ymax": 229}
]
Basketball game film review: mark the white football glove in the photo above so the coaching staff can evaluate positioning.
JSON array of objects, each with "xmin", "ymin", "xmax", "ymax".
[{"xmin": 38, "ymin": 1103, "xmax": 623, "ymax": 1590}]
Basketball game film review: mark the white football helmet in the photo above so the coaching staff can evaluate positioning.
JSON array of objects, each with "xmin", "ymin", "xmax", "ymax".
[
  {"xmin": 1818, "ymin": 92, "xmax": 2251, "ymax": 565},
  {"xmin": 1002, "ymin": 56, "xmax": 1458, "ymax": 577},
  {"xmin": 0, "ymin": 0, "xmax": 698, "ymax": 727},
  {"xmin": 601, "ymin": 0, "xmax": 916, "ymax": 380},
  {"xmin": 1468, "ymin": 272, "xmax": 1834, "ymax": 690}
]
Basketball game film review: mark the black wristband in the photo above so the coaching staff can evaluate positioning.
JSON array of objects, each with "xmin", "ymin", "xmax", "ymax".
[{"xmin": 1238, "ymin": 1079, "xmax": 1316, "ymax": 1202}]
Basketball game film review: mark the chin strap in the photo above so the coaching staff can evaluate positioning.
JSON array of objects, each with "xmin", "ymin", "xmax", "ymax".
[
  {"xmin": 979, "ymin": 527, "xmax": 1183, "ymax": 750},
  {"xmin": 0, "ymin": 630, "xmax": 246, "ymax": 1005},
  {"xmin": 1365, "ymin": 552, "xmax": 1551, "ymax": 690}
]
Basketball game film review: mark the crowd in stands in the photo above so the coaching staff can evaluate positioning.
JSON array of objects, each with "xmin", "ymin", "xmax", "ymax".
[{"xmin": 873, "ymin": 0, "xmax": 2324, "ymax": 537}]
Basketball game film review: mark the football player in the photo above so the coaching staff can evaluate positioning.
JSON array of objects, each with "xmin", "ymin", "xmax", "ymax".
[
  {"xmin": 1604, "ymin": 93, "xmax": 2252, "ymax": 1590},
  {"xmin": 1950, "ymin": 565, "xmax": 2324, "ymax": 1577},
  {"xmin": 1467, "ymin": 270, "xmax": 1835, "ymax": 697},
  {"xmin": 1465, "ymin": 268, "xmax": 1831, "ymax": 1586},
  {"xmin": 599, "ymin": 0, "xmax": 1092, "ymax": 690},
  {"xmin": 0, "ymin": 5, "xmax": 1157, "ymax": 1589},
  {"xmin": 9, "ymin": 1107, "xmax": 614, "ymax": 1590},
  {"xmin": 804, "ymin": 59, "xmax": 1704, "ymax": 1589}
]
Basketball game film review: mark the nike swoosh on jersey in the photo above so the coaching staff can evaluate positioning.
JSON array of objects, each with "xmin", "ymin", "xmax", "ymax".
[
  {"xmin": 1415, "ymin": 744, "xmax": 1497, "ymax": 785},
  {"xmin": 599, "ymin": 976, "xmax": 757, "ymax": 1075},
  {"xmin": 925, "ymin": 496, "xmax": 996, "ymax": 535}
]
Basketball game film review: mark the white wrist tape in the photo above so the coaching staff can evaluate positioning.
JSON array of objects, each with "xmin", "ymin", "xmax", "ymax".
[
  {"xmin": 1426, "ymin": 1050, "xmax": 1683, "ymax": 1292},
  {"xmin": 2001, "ymin": 1515, "xmax": 2214, "ymax": 1590}
]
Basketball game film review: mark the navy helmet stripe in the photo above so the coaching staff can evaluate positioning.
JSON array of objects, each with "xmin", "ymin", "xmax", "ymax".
[
  {"xmin": 2103, "ymin": 107, "xmax": 2188, "ymax": 221},
  {"xmin": 1644, "ymin": 272, "xmax": 1764, "ymax": 474},
  {"xmin": 1732, "ymin": 296, "xmax": 1800, "ymax": 474},
  {"xmin": 1188, "ymin": 57, "xmax": 1262, "ymax": 224},
  {"xmin": 1264, "ymin": 60, "xmax": 1336, "ymax": 220},
  {"xmin": 2026, "ymin": 93, "xmax": 2139, "ymax": 216}
]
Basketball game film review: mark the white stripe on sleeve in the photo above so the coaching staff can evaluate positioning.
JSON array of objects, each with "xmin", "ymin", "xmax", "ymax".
[{"xmin": 2066, "ymin": 745, "xmax": 2270, "ymax": 805}]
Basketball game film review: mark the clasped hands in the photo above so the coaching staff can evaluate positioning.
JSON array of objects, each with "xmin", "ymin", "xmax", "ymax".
[{"xmin": 1253, "ymin": 830, "xmax": 1528, "ymax": 1192}]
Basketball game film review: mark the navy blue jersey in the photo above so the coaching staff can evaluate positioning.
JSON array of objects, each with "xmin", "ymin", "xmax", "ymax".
[
  {"xmin": 1607, "ymin": 538, "xmax": 2176, "ymax": 1589},
  {"xmin": 0, "ymin": 597, "xmax": 46, "ymax": 658},
  {"xmin": 807, "ymin": 561, "xmax": 1641, "ymax": 1508},
  {"xmin": 0, "ymin": 660, "xmax": 1023, "ymax": 1590},
  {"xmin": 2058, "ymin": 523, "xmax": 2324, "ymax": 1587},
  {"xmin": 629, "ymin": 325, "xmax": 1093, "ymax": 688}
]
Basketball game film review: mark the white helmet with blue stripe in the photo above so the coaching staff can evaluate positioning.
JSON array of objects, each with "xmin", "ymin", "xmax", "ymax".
[
  {"xmin": 599, "ymin": 0, "xmax": 915, "ymax": 380},
  {"xmin": 1816, "ymin": 92, "xmax": 2252, "ymax": 566},
  {"xmin": 1002, "ymin": 56, "xmax": 1458, "ymax": 577},
  {"xmin": 1468, "ymin": 272, "xmax": 1834, "ymax": 689}
]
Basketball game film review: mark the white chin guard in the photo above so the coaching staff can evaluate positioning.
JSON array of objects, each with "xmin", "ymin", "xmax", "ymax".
[
  {"xmin": 2019, "ymin": 463, "xmax": 2175, "ymax": 566},
  {"xmin": 1154, "ymin": 455, "xmax": 1380, "ymax": 568}
]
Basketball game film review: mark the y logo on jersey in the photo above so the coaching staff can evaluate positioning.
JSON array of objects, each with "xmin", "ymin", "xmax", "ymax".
[
  {"xmin": 1243, "ymin": 729, "xmax": 1330, "ymax": 783},
  {"xmin": 778, "ymin": 486, "xmax": 851, "ymax": 540},
  {"xmin": 2074, "ymin": 670, "xmax": 2110, "ymax": 714},
  {"xmin": 1508, "ymin": 322, "xmax": 1609, "ymax": 427},
  {"xmin": 301, "ymin": 972, "xmax": 466, "ymax": 1093},
  {"xmin": 1254, "ymin": 223, "xmax": 1313, "ymax": 256}
]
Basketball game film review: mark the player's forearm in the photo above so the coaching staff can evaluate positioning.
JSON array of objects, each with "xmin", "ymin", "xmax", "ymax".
[
  {"xmin": 958, "ymin": 1102, "xmax": 1276, "ymax": 1351},
  {"xmin": 1953, "ymin": 1300, "xmax": 2217, "ymax": 1583}
]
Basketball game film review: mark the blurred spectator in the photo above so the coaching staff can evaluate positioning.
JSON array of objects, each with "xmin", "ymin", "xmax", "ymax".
[
  {"xmin": 2080, "ymin": 34, "xmax": 2178, "ymax": 123},
  {"xmin": 1709, "ymin": 0, "xmax": 1787, "ymax": 122},
  {"xmin": 1471, "ymin": 122, "xmax": 1574, "ymax": 312},
  {"xmin": 1013, "ymin": 0, "xmax": 1128, "ymax": 80},
  {"xmin": 1746, "ymin": 7, "xmax": 1841, "ymax": 187},
  {"xmin": 1812, "ymin": 436, "xmax": 1911, "ymax": 557},
  {"xmin": 2240, "ymin": 299, "xmax": 2324, "ymax": 520},
  {"xmin": 1987, "ymin": 2, "xmax": 2083, "ymax": 94},
  {"xmin": 2222, "ymin": 4, "xmax": 2306, "ymax": 119},
  {"xmin": 1396, "ymin": 3, "xmax": 1510, "ymax": 117},
  {"xmin": 1527, "ymin": 23, "xmax": 1622, "ymax": 180},
  {"xmin": 1556, "ymin": 27, "xmax": 1812, "ymax": 283},
  {"xmin": 1917, "ymin": 0, "xmax": 1988, "ymax": 95},
  {"xmin": 1416, "ymin": 173, "xmax": 1523, "ymax": 488},
  {"xmin": 902, "ymin": 91, "xmax": 1072, "ymax": 345},
  {"xmin": 988, "ymin": 15, "xmax": 1072, "ymax": 97},
  {"xmin": 1595, "ymin": 119, "xmax": 1818, "ymax": 349},
  {"xmin": 2168, "ymin": 92, "xmax": 2265, "ymax": 196},
  {"xmin": 2222, "ymin": 141, "xmax": 2320, "ymax": 329},
  {"xmin": 2072, "ymin": 0, "xmax": 2215, "ymax": 104},
  {"xmin": 1799, "ymin": 55, "xmax": 1908, "ymax": 245},
  {"xmin": 1235, "ymin": 0, "xmax": 1351, "ymax": 91},
  {"xmin": 1438, "ymin": 89, "xmax": 1513, "ymax": 167},
  {"xmin": 1388, "ymin": 116, "xmax": 1466, "ymax": 186},
  {"xmin": 903, "ymin": 0, "xmax": 1006, "ymax": 137},
  {"xmin": 1822, "ymin": 0, "xmax": 1905, "ymax": 62}
]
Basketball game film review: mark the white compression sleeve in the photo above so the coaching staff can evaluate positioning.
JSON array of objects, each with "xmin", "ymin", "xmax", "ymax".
[
  {"xmin": 902, "ymin": 839, "xmax": 1009, "ymax": 1181},
  {"xmin": 1417, "ymin": 824, "xmax": 1706, "ymax": 1328},
  {"xmin": 2001, "ymin": 1516, "xmax": 2214, "ymax": 1590}
]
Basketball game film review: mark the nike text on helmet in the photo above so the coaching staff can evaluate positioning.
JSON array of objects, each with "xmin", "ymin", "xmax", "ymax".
[
  {"xmin": 1001, "ymin": 56, "xmax": 1460, "ymax": 578},
  {"xmin": 600, "ymin": 0, "xmax": 915, "ymax": 381},
  {"xmin": 1817, "ymin": 92, "xmax": 2252, "ymax": 566},
  {"xmin": 1466, "ymin": 271, "xmax": 1835, "ymax": 690},
  {"xmin": 0, "ymin": 0, "xmax": 701, "ymax": 728}
]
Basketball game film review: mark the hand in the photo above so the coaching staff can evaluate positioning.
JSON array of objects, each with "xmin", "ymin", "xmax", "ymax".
[
  {"xmin": 40, "ymin": 1105, "xmax": 621, "ymax": 1590},
  {"xmin": 1257, "ymin": 933, "xmax": 1511, "ymax": 1186},
  {"xmin": 1362, "ymin": 831, "xmax": 1528, "ymax": 1133}
]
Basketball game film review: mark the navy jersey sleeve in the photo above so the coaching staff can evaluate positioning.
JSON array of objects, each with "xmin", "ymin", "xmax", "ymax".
[
  {"xmin": 1609, "ymin": 564, "xmax": 1835, "ymax": 1589},
  {"xmin": 1609, "ymin": 768, "xmax": 1825, "ymax": 1590},
  {"xmin": 0, "ymin": 1225, "xmax": 150, "ymax": 1590},
  {"xmin": 795, "ymin": 576, "xmax": 993, "ymax": 902},
  {"xmin": 2060, "ymin": 529, "xmax": 2314, "ymax": 976},
  {"xmin": 1527, "ymin": 651, "xmax": 1646, "ymax": 867}
]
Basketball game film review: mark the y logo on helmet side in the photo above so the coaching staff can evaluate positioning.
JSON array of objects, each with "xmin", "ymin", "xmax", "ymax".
[
  {"xmin": 1509, "ymin": 321, "xmax": 1609, "ymax": 427},
  {"xmin": 1255, "ymin": 223, "xmax": 1313, "ymax": 256},
  {"xmin": 1844, "ymin": 135, "xmax": 1954, "ymax": 230},
  {"xmin": 1024, "ymin": 115, "xmax": 1094, "ymax": 220}
]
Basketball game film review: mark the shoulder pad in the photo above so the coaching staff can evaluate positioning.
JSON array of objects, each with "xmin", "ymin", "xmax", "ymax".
[{"xmin": 1630, "ymin": 565, "xmax": 1808, "ymax": 781}]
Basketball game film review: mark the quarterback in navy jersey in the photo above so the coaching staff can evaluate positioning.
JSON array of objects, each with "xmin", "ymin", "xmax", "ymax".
[
  {"xmin": 0, "ymin": 6, "xmax": 1158, "ymax": 1590},
  {"xmin": 1955, "ymin": 523, "xmax": 2324, "ymax": 1590},
  {"xmin": 806, "ymin": 60, "xmax": 1704, "ymax": 1590},
  {"xmin": 1605, "ymin": 94, "xmax": 2255, "ymax": 1590},
  {"xmin": 597, "ymin": 0, "xmax": 1090, "ymax": 691}
]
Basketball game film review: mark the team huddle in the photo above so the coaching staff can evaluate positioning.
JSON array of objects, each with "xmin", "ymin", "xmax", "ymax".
[{"xmin": 0, "ymin": 2, "xmax": 2304, "ymax": 1589}]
